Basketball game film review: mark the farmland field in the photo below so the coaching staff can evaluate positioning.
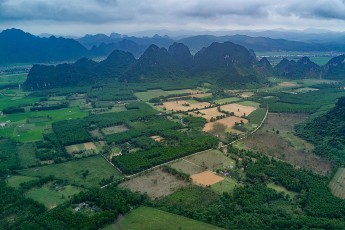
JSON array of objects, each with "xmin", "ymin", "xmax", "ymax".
[
  {"xmin": 220, "ymin": 103, "xmax": 257, "ymax": 117},
  {"xmin": 17, "ymin": 143, "xmax": 40, "ymax": 167},
  {"xmin": 119, "ymin": 168, "xmax": 189, "ymax": 198},
  {"xmin": 162, "ymin": 100, "xmax": 210, "ymax": 112},
  {"xmin": 6, "ymin": 175, "xmax": 37, "ymax": 188},
  {"xmin": 203, "ymin": 116, "xmax": 248, "ymax": 132},
  {"xmin": 102, "ymin": 125, "xmax": 129, "ymax": 135},
  {"xmin": 211, "ymin": 177, "xmax": 238, "ymax": 194},
  {"xmin": 26, "ymin": 184, "xmax": 83, "ymax": 209},
  {"xmin": 18, "ymin": 156, "xmax": 123, "ymax": 188},
  {"xmin": 169, "ymin": 149, "xmax": 235, "ymax": 175},
  {"xmin": 0, "ymin": 106, "xmax": 88, "ymax": 142},
  {"xmin": 239, "ymin": 113, "xmax": 332, "ymax": 175},
  {"xmin": 213, "ymin": 97, "xmax": 241, "ymax": 104},
  {"xmin": 105, "ymin": 206, "xmax": 223, "ymax": 230},
  {"xmin": 189, "ymin": 107, "xmax": 225, "ymax": 121},
  {"xmin": 329, "ymin": 168, "xmax": 345, "ymax": 199},
  {"xmin": 191, "ymin": 170, "xmax": 224, "ymax": 186},
  {"xmin": 134, "ymin": 89, "xmax": 192, "ymax": 101}
]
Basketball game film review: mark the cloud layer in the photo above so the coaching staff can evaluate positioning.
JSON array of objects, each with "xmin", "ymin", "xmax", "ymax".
[{"xmin": 1, "ymin": 0, "xmax": 345, "ymax": 35}]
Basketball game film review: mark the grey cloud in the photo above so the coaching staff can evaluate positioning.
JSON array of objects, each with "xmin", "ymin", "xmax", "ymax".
[
  {"xmin": 278, "ymin": 0, "xmax": 345, "ymax": 20},
  {"xmin": 0, "ymin": 0, "xmax": 129, "ymax": 23},
  {"xmin": 1, "ymin": 0, "xmax": 345, "ymax": 35},
  {"xmin": 178, "ymin": 0, "xmax": 270, "ymax": 18}
]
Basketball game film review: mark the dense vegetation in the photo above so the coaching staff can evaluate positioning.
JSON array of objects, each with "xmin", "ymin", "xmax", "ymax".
[
  {"xmin": 296, "ymin": 96, "xmax": 345, "ymax": 163},
  {"xmin": 0, "ymin": 181, "xmax": 146, "ymax": 230},
  {"xmin": 25, "ymin": 42, "xmax": 268, "ymax": 90},
  {"xmin": 152, "ymin": 148, "xmax": 345, "ymax": 229},
  {"xmin": 113, "ymin": 130, "xmax": 218, "ymax": 174}
]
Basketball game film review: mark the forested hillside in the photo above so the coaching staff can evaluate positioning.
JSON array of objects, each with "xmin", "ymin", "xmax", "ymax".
[
  {"xmin": 296, "ymin": 97, "xmax": 345, "ymax": 163},
  {"xmin": 0, "ymin": 29, "xmax": 88, "ymax": 64}
]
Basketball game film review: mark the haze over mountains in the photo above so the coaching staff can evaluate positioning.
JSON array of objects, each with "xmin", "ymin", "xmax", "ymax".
[
  {"xmin": 25, "ymin": 40, "xmax": 345, "ymax": 90},
  {"xmin": 2, "ymin": 28, "xmax": 345, "ymax": 65}
]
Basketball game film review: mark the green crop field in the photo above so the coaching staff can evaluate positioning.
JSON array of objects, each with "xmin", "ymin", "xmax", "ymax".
[
  {"xmin": 19, "ymin": 156, "xmax": 123, "ymax": 188},
  {"xmin": 211, "ymin": 177, "xmax": 238, "ymax": 194},
  {"xmin": 6, "ymin": 175, "xmax": 38, "ymax": 188},
  {"xmin": 238, "ymin": 101, "xmax": 260, "ymax": 108},
  {"xmin": 26, "ymin": 184, "xmax": 82, "ymax": 209},
  {"xmin": 134, "ymin": 89, "xmax": 191, "ymax": 101},
  {"xmin": 212, "ymin": 97, "xmax": 241, "ymax": 104},
  {"xmin": 17, "ymin": 143, "xmax": 40, "ymax": 167},
  {"xmin": 267, "ymin": 183, "xmax": 297, "ymax": 198},
  {"xmin": 247, "ymin": 108, "xmax": 267, "ymax": 125},
  {"xmin": 104, "ymin": 206, "xmax": 223, "ymax": 230},
  {"xmin": 0, "ymin": 106, "xmax": 88, "ymax": 142}
]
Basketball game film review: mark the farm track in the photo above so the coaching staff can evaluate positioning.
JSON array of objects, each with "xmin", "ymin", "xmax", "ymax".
[{"xmin": 101, "ymin": 106, "xmax": 268, "ymax": 189}]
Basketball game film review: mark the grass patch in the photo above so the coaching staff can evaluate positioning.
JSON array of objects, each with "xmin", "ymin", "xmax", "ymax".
[
  {"xmin": 18, "ymin": 156, "xmax": 123, "ymax": 188},
  {"xmin": 6, "ymin": 175, "xmax": 37, "ymax": 188},
  {"xmin": 211, "ymin": 177, "xmax": 238, "ymax": 194},
  {"xmin": 0, "ymin": 107, "xmax": 88, "ymax": 142},
  {"xmin": 213, "ymin": 97, "xmax": 241, "ymax": 104},
  {"xmin": 26, "ymin": 184, "xmax": 82, "ymax": 209},
  {"xmin": 17, "ymin": 143, "xmax": 40, "ymax": 167},
  {"xmin": 238, "ymin": 101, "xmax": 260, "ymax": 108},
  {"xmin": 267, "ymin": 183, "xmax": 297, "ymax": 198},
  {"xmin": 247, "ymin": 108, "xmax": 267, "ymax": 125},
  {"xmin": 111, "ymin": 206, "xmax": 223, "ymax": 230},
  {"xmin": 134, "ymin": 89, "xmax": 191, "ymax": 101}
]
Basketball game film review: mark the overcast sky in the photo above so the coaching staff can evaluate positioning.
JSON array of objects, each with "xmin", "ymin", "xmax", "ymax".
[{"xmin": 1, "ymin": 0, "xmax": 345, "ymax": 36}]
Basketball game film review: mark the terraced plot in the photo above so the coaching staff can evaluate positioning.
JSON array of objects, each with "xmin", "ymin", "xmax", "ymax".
[{"xmin": 330, "ymin": 168, "xmax": 345, "ymax": 199}]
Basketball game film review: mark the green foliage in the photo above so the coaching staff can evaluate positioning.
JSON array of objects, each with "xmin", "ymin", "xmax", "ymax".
[
  {"xmin": 296, "ymin": 96, "xmax": 345, "ymax": 163},
  {"xmin": 113, "ymin": 130, "xmax": 218, "ymax": 174},
  {"xmin": 247, "ymin": 107, "xmax": 266, "ymax": 124},
  {"xmin": 2, "ymin": 106, "xmax": 25, "ymax": 114},
  {"xmin": 30, "ymin": 102, "xmax": 68, "ymax": 112},
  {"xmin": 0, "ymin": 139, "xmax": 20, "ymax": 173},
  {"xmin": 153, "ymin": 149, "xmax": 345, "ymax": 229},
  {"xmin": 259, "ymin": 87, "xmax": 345, "ymax": 113},
  {"xmin": 52, "ymin": 119, "xmax": 92, "ymax": 146}
]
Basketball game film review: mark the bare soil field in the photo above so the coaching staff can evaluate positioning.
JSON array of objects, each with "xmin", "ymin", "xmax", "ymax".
[
  {"xmin": 169, "ymin": 159, "xmax": 204, "ymax": 175},
  {"xmin": 189, "ymin": 107, "xmax": 225, "ymax": 121},
  {"xmin": 240, "ymin": 92, "xmax": 254, "ymax": 98},
  {"xmin": 240, "ymin": 113, "xmax": 332, "ymax": 175},
  {"xmin": 261, "ymin": 113, "xmax": 308, "ymax": 132},
  {"xmin": 329, "ymin": 168, "xmax": 345, "ymax": 199},
  {"xmin": 169, "ymin": 149, "xmax": 235, "ymax": 175},
  {"xmin": 191, "ymin": 93, "xmax": 212, "ymax": 98},
  {"xmin": 191, "ymin": 170, "xmax": 224, "ymax": 186},
  {"xmin": 102, "ymin": 125, "xmax": 129, "ymax": 135},
  {"xmin": 84, "ymin": 142, "xmax": 96, "ymax": 150},
  {"xmin": 278, "ymin": 81, "xmax": 298, "ymax": 87},
  {"xmin": 220, "ymin": 103, "xmax": 256, "ymax": 117},
  {"xmin": 89, "ymin": 129, "xmax": 103, "ymax": 139},
  {"xmin": 162, "ymin": 100, "xmax": 210, "ymax": 112},
  {"xmin": 150, "ymin": 135, "xmax": 164, "ymax": 142},
  {"xmin": 119, "ymin": 168, "xmax": 189, "ymax": 199},
  {"xmin": 203, "ymin": 116, "xmax": 248, "ymax": 132}
]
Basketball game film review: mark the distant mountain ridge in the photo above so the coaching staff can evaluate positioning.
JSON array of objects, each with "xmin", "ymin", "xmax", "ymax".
[
  {"xmin": 25, "ymin": 41, "xmax": 266, "ymax": 89},
  {"xmin": 24, "ymin": 40, "xmax": 345, "ymax": 90},
  {"xmin": 25, "ymin": 50, "xmax": 135, "ymax": 88},
  {"xmin": 2, "ymin": 28, "xmax": 345, "ymax": 65},
  {"xmin": 0, "ymin": 29, "xmax": 88, "ymax": 64}
]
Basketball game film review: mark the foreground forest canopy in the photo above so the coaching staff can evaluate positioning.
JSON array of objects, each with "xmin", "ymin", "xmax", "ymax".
[{"xmin": 2, "ymin": 28, "xmax": 345, "ymax": 230}]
